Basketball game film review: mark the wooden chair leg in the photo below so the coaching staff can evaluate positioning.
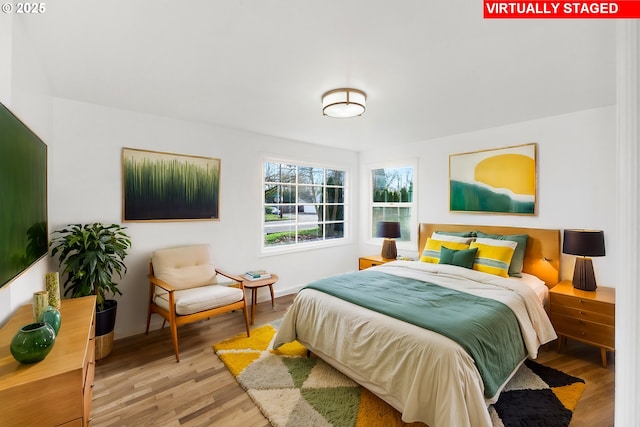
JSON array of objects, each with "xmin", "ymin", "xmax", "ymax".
[
  {"xmin": 170, "ymin": 321, "xmax": 180, "ymax": 362},
  {"xmin": 243, "ymin": 304, "xmax": 250, "ymax": 337},
  {"xmin": 145, "ymin": 308, "xmax": 152, "ymax": 335}
]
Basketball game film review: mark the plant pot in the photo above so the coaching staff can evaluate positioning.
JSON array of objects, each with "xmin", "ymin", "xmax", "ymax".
[
  {"xmin": 95, "ymin": 299, "xmax": 117, "ymax": 360},
  {"xmin": 96, "ymin": 299, "xmax": 117, "ymax": 336}
]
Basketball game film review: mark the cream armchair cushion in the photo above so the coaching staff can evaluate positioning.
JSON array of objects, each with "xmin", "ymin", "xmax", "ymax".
[
  {"xmin": 152, "ymin": 244, "xmax": 218, "ymax": 290},
  {"xmin": 154, "ymin": 285, "xmax": 244, "ymax": 315}
]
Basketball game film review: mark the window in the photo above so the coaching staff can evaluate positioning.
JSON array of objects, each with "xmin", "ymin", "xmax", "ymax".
[
  {"xmin": 263, "ymin": 161, "xmax": 347, "ymax": 251},
  {"xmin": 370, "ymin": 165, "xmax": 415, "ymax": 244}
]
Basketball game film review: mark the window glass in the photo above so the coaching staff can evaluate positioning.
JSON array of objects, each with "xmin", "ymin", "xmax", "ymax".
[
  {"xmin": 372, "ymin": 167, "xmax": 413, "ymax": 202},
  {"xmin": 265, "ymin": 162, "xmax": 296, "ymax": 183},
  {"xmin": 264, "ymin": 161, "xmax": 347, "ymax": 250},
  {"xmin": 298, "ymin": 166, "xmax": 325, "ymax": 185},
  {"xmin": 371, "ymin": 166, "xmax": 414, "ymax": 243}
]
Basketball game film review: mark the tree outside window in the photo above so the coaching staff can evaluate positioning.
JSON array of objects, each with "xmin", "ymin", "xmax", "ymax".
[
  {"xmin": 371, "ymin": 166, "xmax": 414, "ymax": 242},
  {"xmin": 264, "ymin": 162, "xmax": 346, "ymax": 250}
]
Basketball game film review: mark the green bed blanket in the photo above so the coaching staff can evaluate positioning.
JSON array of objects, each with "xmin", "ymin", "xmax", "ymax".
[{"xmin": 304, "ymin": 269, "xmax": 527, "ymax": 397}]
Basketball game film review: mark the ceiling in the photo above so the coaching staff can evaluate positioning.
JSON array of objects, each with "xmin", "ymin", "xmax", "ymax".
[{"xmin": 21, "ymin": 1, "xmax": 617, "ymax": 151}]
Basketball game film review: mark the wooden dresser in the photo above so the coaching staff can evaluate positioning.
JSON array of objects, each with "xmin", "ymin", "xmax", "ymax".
[
  {"xmin": 549, "ymin": 281, "xmax": 615, "ymax": 367},
  {"xmin": 0, "ymin": 296, "xmax": 96, "ymax": 427}
]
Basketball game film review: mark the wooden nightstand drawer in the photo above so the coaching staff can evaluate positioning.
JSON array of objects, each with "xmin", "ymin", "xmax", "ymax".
[
  {"xmin": 552, "ymin": 313, "xmax": 615, "ymax": 349},
  {"xmin": 359, "ymin": 255, "xmax": 393, "ymax": 270},
  {"xmin": 359, "ymin": 258, "xmax": 380, "ymax": 269},
  {"xmin": 550, "ymin": 303, "xmax": 614, "ymax": 326},
  {"xmin": 551, "ymin": 293, "xmax": 614, "ymax": 317}
]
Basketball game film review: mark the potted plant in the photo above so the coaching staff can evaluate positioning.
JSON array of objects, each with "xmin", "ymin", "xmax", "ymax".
[{"xmin": 50, "ymin": 223, "xmax": 132, "ymax": 359}]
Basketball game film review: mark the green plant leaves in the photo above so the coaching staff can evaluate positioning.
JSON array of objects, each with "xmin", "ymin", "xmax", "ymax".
[{"xmin": 50, "ymin": 223, "xmax": 131, "ymax": 310}]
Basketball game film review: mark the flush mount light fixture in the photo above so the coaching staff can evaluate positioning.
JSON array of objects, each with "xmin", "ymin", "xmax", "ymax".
[{"xmin": 322, "ymin": 88, "xmax": 366, "ymax": 118}]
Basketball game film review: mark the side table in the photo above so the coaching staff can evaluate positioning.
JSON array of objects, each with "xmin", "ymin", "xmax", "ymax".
[
  {"xmin": 549, "ymin": 280, "xmax": 615, "ymax": 367},
  {"xmin": 243, "ymin": 273, "xmax": 279, "ymax": 324}
]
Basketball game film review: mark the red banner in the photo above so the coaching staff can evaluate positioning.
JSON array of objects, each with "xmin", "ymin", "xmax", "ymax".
[{"xmin": 484, "ymin": 1, "xmax": 640, "ymax": 18}]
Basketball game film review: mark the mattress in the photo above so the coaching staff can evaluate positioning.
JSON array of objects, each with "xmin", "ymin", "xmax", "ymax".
[{"xmin": 273, "ymin": 261, "xmax": 557, "ymax": 427}]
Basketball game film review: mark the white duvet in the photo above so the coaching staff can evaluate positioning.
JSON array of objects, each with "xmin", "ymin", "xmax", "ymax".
[{"xmin": 273, "ymin": 261, "xmax": 557, "ymax": 427}]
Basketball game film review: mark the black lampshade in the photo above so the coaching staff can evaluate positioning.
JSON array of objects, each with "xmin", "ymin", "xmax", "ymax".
[
  {"xmin": 563, "ymin": 230, "xmax": 605, "ymax": 257},
  {"xmin": 376, "ymin": 221, "xmax": 401, "ymax": 239},
  {"xmin": 376, "ymin": 221, "xmax": 400, "ymax": 259}
]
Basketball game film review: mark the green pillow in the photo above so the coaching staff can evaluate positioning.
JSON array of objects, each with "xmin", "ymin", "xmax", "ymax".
[
  {"xmin": 438, "ymin": 246, "xmax": 478, "ymax": 269},
  {"xmin": 475, "ymin": 232, "xmax": 528, "ymax": 277}
]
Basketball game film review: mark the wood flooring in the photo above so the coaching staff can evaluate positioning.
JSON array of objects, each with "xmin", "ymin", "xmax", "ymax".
[{"xmin": 90, "ymin": 294, "xmax": 614, "ymax": 427}]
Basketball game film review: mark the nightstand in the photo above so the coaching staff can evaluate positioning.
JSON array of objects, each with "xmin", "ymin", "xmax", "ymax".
[
  {"xmin": 549, "ymin": 280, "xmax": 615, "ymax": 367},
  {"xmin": 358, "ymin": 255, "xmax": 395, "ymax": 270}
]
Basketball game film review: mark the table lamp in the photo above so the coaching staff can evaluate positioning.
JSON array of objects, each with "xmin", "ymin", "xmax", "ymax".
[
  {"xmin": 376, "ymin": 221, "xmax": 401, "ymax": 259},
  {"xmin": 562, "ymin": 229, "xmax": 605, "ymax": 291}
]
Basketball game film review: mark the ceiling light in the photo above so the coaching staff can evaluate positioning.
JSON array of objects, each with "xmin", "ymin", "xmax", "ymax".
[{"xmin": 322, "ymin": 88, "xmax": 366, "ymax": 118}]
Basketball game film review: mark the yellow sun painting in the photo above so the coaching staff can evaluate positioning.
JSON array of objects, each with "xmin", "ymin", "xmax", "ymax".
[
  {"xmin": 474, "ymin": 154, "xmax": 536, "ymax": 196},
  {"xmin": 449, "ymin": 143, "xmax": 537, "ymax": 214}
]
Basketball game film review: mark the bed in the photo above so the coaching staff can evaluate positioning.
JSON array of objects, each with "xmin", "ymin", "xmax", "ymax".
[{"xmin": 273, "ymin": 224, "xmax": 560, "ymax": 427}]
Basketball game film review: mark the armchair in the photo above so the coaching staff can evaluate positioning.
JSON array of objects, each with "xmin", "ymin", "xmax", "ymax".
[{"xmin": 146, "ymin": 244, "xmax": 250, "ymax": 362}]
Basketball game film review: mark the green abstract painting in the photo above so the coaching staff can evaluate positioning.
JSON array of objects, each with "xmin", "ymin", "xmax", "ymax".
[{"xmin": 122, "ymin": 148, "xmax": 220, "ymax": 221}]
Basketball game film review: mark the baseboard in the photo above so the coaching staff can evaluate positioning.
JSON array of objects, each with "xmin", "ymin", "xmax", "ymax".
[
  {"xmin": 274, "ymin": 283, "xmax": 303, "ymax": 298},
  {"xmin": 251, "ymin": 282, "xmax": 303, "ymax": 304}
]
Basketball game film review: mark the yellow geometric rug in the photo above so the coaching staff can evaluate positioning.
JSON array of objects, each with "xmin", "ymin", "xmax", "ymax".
[{"xmin": 213, "ymin": 321, "xmax": 585, "ymax": 427}]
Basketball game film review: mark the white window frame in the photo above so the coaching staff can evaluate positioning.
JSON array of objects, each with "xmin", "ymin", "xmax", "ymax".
[
  {"xmin": 366, "ymin": 159, "xmax": 418, "ymax": 253},
  {"xmin": 261, "ymin": 157, "xmax": 350, "ymax": 255}
]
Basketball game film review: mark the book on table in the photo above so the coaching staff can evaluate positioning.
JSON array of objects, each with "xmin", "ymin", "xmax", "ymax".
[{"xmin": 245, "ymin": 270, "xmax": 271, "ymax": 281}]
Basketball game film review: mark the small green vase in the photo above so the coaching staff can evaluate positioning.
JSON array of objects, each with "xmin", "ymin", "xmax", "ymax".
[
  {"xmin": 10, "ymin": 322, "xmax": 56, "ymax": 364},
  {"xmin": 39, "ymin": 306, "xmax": 62, "ymax": 336}
]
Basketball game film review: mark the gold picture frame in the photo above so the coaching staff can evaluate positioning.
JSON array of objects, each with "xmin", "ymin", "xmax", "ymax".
[{"xmin": 449, "ymin": 143, "xmax": 537, "ymax": 215}]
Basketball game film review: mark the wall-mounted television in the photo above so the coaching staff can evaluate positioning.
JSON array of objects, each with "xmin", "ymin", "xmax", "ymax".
[{"xmin": 0, "ymin": 102, "xmax": 48, "ymax": 288}]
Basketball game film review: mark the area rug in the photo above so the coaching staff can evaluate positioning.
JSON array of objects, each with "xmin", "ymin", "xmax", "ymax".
[{"xmin": 213, "ymin": 321, "xmax": 585, "ymax": 427}]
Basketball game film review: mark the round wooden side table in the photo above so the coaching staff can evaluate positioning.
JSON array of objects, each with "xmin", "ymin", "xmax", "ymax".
[{"xmin": 242, "ymin": 274, "xmax": 279, "ymax": 325}]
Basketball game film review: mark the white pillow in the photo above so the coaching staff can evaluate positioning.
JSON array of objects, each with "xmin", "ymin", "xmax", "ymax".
[
  {"xmin": 474, "ymin": 237, "xmax": 518, "ymax": 249},
  {"xmin": 431, "ymin": 232, "xmax": 474, "ymax": 244}
]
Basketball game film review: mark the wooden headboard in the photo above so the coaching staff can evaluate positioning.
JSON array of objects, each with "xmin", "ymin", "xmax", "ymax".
[{"xmin": 419, "ymin": 223, "xmax": 561, "ymax": 287}]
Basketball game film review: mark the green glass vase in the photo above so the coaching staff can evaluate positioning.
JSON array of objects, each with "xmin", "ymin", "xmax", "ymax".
[
  {"xmin": 10, "ymin": 322, "xmax": 56, "ymax": 364},
  {"xmin": 39, "ymin": 306, "xmax": 62, "ymax": 336}
]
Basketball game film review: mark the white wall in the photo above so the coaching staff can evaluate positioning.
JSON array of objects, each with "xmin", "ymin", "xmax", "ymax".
[
  {"xmin": 359, "ymin": 106, "xmax": 617, "ymax": 287},
  {"xmin": 49, "ymin": 98, "xmax": 359, "ymax": 338},
  {"xmin": 0, "ymin": 18, "xmax": 54, "ymax": 326},
  {"xmin": 0, "ymin": 14, "xmax": 13, "ymax": 103}
]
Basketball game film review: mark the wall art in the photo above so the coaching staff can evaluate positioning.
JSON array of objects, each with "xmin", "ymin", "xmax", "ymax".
[
  {"xmin": 449, "ymin": 143, "xmax": 537, "ymax": 215},
  {"xmin": 122, "ymin": 148, "xmax": 220, "ymax": 221},
  {"xmin": 0, "ymin": 103, "xmax": 48, "ymax": 288}
]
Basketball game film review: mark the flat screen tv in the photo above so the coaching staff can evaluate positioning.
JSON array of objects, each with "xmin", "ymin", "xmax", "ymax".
[{"xmin": 0, "ymin": 102, "xmax": 48, "ymax": 288}]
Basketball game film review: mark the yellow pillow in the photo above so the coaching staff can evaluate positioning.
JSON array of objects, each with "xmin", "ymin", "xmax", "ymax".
[
  {"xmin": 420, "ymin": 238, "xmax": 470, "ymax": 263},
  {"xmin": 469, "ymin": 239, "xmax": 516, "ymax": 277}
]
